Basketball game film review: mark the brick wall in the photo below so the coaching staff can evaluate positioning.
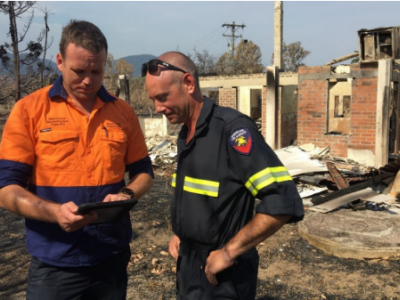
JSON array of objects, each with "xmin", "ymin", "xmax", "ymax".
[
  {"xmin": 297, "ymin": 64, "xmax": 378, "ymax": 158},
  {"xmin": 348, "ymin": 64, "xmax": 378, "ymax": 154},
  {"xmin": 261, "ymin": 87, "xmax": 267, "ymax": 138},
  {"xmin": 219, "ymin": 88, "xmax": 237, "ymax": 109}
]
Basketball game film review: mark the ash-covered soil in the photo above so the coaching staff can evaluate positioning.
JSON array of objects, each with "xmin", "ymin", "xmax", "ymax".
[{"xmin": 1, "ymin": 174, "xmax": 400, "ymax": 300}]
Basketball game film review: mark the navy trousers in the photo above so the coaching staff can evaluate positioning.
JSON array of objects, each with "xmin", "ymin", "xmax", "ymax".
[
  {"xmin": 26, "ymin": 246, "xmax": 131, "ymax": 300},
  {"xmin": 176, "ymin": 242, "xmax": 259, "ymax": 300}
]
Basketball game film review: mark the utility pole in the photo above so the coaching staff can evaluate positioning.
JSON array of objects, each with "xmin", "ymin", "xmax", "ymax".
[
  {"xmin": 274, "ymin": 1, "xmax": 283, "ymax": 69},
  {"xmin": 222, "ymin": 21, "xmax": 245, "ymax": 73}
]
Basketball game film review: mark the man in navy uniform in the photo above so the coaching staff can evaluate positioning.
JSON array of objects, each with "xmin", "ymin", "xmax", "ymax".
[{"xmin": 143, "ymin": 51, "xmax": 304, "ymax": 300}]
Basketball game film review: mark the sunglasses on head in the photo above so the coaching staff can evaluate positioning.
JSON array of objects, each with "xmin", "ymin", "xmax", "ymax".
[{"xmin": 141, "ymin": 59, "xmax": 188, "ymax": 77}]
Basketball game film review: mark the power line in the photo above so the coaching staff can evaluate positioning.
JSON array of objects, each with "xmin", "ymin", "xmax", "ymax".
[
  {"xmin": 195, "ymin": 27, "xmax": 225, "ymax": 45},
  {"xmin": 183, "ymin": 26, "xmax": 225, "ymax": 53},
  {"xmin": 201, "ymin": 34, "xmax": 226, "ymax": 53}
]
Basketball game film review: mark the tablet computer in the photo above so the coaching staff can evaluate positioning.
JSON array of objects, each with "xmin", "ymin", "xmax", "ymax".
[{"xmin": 75, "ymin": 198, "xmax": 138, "ymax": 223}]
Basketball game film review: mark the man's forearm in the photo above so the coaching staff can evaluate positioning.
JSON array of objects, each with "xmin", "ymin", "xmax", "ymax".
[
  {"xmin": 223, "ymin": 213, "xmax": 291, "ymax": 261},
  {"xmin": 204, "ymin": 213, "xmax": 291, "ymax": 286},
  {"xmin": 126, "ymin": 173, "xmax": 154, "ymax": 199},
  {"xmin": 0, "ymin": 184, "xmax": 59, "ymax": 222}
]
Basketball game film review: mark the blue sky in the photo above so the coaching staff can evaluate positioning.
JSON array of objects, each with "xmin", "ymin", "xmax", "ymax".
[{"xmin": 1, "ymin": 1, "xmax": 400, "ymax": 67}]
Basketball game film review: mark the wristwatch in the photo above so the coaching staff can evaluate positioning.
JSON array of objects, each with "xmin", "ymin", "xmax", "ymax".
[{"xmin": 119, "ymin": 187, "xmax": 135, "ymax": 198}]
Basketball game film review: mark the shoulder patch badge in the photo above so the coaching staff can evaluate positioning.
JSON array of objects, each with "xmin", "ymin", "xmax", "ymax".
[{"xmin": 229, "ymin": 128, "xmax": 253, "ymax": 155}]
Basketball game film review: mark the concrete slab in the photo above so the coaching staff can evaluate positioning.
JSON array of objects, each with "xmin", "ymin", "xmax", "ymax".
[{"xmin": 298, "ymin": 209, "xmax": 400, "ymax": 260}]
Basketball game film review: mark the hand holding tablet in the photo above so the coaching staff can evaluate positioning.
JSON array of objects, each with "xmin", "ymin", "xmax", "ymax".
[{"xmin": 75, "ymin": 198, "xmax": 138, "ymax": 223}]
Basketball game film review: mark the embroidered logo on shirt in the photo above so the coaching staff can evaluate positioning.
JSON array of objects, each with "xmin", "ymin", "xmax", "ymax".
[
  {"xmin": 229, "ymin": 128, "xmax": 253, "ymax": 155},
  {"xmin": 46, "ymin": 117, "xmax": 68, "ymax": 126},
  {"xmin": 40, "ymin": 128, "xmax": 52, "ymax": 132}
]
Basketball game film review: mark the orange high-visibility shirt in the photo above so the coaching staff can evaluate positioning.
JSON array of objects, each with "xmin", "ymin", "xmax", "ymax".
[{"xmin": 0, "ymin": 76, "xmax": 153, "ymax": 266}]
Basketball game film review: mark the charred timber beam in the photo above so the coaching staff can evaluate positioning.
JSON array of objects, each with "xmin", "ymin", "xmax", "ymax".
[
  {"xmin": 326, "ymin": 162, "xmax": 349, "ymax": 190},
  {"xmin": 311, "ymin": 173, "xmax": 394, "ymax": 205}
]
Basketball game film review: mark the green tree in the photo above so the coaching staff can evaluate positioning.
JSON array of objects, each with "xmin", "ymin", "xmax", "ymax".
[
  {"xmin": 271, "ymin": 41, "xmax": 310, "ymax": 72},
  {"xmin": 104, "ymin": 55, "xmax": 134, "ymax": 95},
  {"xmin": 104, "ymin": 53, "xmax": 117, "ymax": 94},
  {"xmin": 103, "ymin": 55, "xmax": 152, "ymax": 114},
  {"xmin": 189, "ymin": 49, "xmax": 217, "ymax": 75},
  {"xmin": 234, "ymin": 40, "xmax": 264, "ymax": 74},
  {"xmin": 115, "ymin": 58, "xmax": 133, "ymax": 77},
  {"xmin": 215, "ymin": 40, "xmax": 264, "ymax": 75},
  {"xmin": 129, "ymin": 77, "xmax": 154, "ymax": 115},
  {"xmin": 214, "ymin": 52, "xmax": 232, "ymax": 75}
]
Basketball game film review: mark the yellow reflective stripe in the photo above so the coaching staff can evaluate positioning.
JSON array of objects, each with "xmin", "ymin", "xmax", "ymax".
[
  {"xmin": 183, "ymin": 176, "xmax": 219, "ymax": 197},
  {"xmin": 185, "ymin": 177, "xmax": 219, "ymax": 187},
  {"xmin": 171, "ymin": 173, "xmax": 176, "ymax": 187},
  {"xmin": 183, "ymin": 186, "xmax": 218, "ymax": 197},
  {"xmin": 245, "ymin": 166, "xmax": 292, "ymax": 196}
]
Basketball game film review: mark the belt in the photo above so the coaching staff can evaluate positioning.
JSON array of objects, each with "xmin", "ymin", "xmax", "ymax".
[{"xmin": 179, "ymin": 239, "xmax": 216, "ymax": 252}]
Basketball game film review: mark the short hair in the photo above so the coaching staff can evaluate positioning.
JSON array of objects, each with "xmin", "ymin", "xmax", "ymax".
[
  {"xmin": 59, "ymin": 20, "xmax": 108, "ymax": 58},
  {"xmin": 160, "ymin": 51, "xmax": 199, "ymax": 87},
  {"xmin": 176, "ymin": 52, "xmax": 199, "ymax": 87}
]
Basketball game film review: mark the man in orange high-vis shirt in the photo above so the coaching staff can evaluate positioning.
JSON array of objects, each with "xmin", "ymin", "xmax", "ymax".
[{"xmin": 0, "ymin": 20, "xmax": 153, "ymax": 300}]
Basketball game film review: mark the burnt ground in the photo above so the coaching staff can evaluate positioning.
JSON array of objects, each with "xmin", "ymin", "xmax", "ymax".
[{"xmin": 1, "ymin": 174, "xmax": 400, "ymax": 300}]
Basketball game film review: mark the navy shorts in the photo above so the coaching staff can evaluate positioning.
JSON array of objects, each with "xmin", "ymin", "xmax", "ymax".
[
  {"xmin": 176, "ymin": 242, "xmax": 259, "ymax": 300},
  {"xmin": 26, "ymin": 246, "xmax": 131, "ymax": 300}
]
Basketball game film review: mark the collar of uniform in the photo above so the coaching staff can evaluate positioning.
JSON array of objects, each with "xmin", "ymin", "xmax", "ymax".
[
  {"xmin": 48, "ymin": 75, "xmax": 116, "ymax": 102},
  {"xmin": 178, "ymin": 97, "xmax": 214, "ymax": 148},
  {"xmin": 195, "ymin": 97, "xmax": 214, "ymax": 132}
]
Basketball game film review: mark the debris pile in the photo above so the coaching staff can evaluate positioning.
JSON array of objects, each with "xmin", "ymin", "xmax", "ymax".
[
  {"xmin": 146, "ymin": 135, "xmax": 177, "ymax": 176},
  {"xmin": 276, "ymin": 144, "xmax": 400, "ymax": 214},
  {"xmin": 146, "ymin": 136, "xmax": 400, "ymax": 215}
]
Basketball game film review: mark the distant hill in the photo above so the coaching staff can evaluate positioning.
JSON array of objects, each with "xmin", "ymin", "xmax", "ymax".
[
  {"xmin": 117, "ymin": 54, "xmax": 157, "ymax": 77},
  {"xmin": 0, "ymin": 52, "xmax": 58, "ymax": 75},
  {"xmin": 1, "ymin": 52, "xmax": 156, "ymax": 78}
]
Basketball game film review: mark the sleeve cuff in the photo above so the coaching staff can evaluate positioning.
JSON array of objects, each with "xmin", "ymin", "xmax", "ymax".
[
  {"xmin": 255, "ymin": 194, "xmax": 304, "ymax": 223},
  {"xmin": 126, "ymin": 155, "xmax": 154, "ymax": 179},
  {"xmin": 0, "ymin": 159, "xmax": 32, "ymax": 189}
]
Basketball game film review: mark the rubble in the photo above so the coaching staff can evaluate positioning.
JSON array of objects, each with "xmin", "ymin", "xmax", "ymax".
[
  {"xmin": 146, "ymin": 136, "xmax": 400, "ymax": 215},
  {"xmin": 278, "ymin": 143, "xmax": 400, "ymax": 215},
  {"xmin": 287, "ymin": 144, "xmax": 400, "ymax": 260},
  {"xmin": 146, "ymin": 135, "xmax": 177, "ymax": 176}
]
